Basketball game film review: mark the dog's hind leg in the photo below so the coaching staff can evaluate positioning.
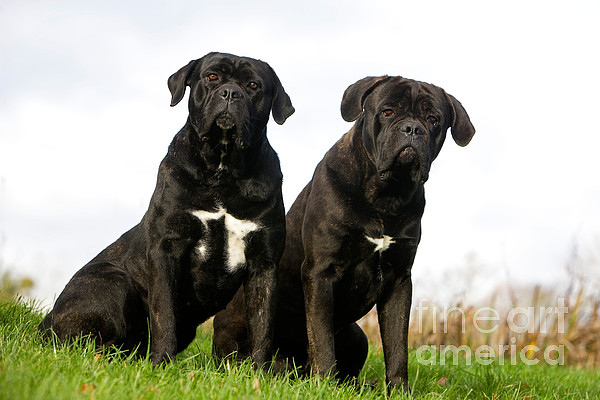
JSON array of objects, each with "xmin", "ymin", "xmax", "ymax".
[
  {"xmin": 212, "ymin": 288, "xmax": 251, "ymax": 359},
  {"xmin": 334, "ymin": 322, "xmax": 369, "ymax": 381},
  {"xmin": 38, "ymin": 262, "xmax": 145, "ymax": 353}
]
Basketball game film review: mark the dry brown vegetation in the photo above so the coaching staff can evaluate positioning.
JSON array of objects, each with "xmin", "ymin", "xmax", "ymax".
[{"xmin": 359, "ymin": 248, "xmax": 600, "ymax": 368}]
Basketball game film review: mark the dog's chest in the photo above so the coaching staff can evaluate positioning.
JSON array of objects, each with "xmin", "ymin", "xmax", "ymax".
[
  {"xmin": 361, "ymin": 233, "xmax": 398, "ymax": 282},
  {"xmin": 365, "ymin": 235, "xmax": 396, "ymax": 255},
  {"xmin": 190, "ymin": 207, "xmax": 260, "ymax": 273}
]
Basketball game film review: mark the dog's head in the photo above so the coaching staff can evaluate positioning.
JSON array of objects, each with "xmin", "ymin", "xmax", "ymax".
[
  {"xmin": 341, "ymin": 76, "xmax": 475, "ymax": 199},
  {"xmin": 168, "ymin": 52, "xmax": 294, "ymax": 167}
]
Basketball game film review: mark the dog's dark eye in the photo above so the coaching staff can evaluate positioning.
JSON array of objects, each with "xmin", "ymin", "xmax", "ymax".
[
  {"xmin": 382, "ymin": 109, "xmax": 395, "ymax": 118},
  {"xmin": 248, "ymin": 82, "xmax": 259, "ymax": 90},
  {"xmin": 207, "ymin": 74, "xmax": 219, "ymax": 82},
  {"xmin": 427, "ymin": 116, "xmax": 439, "ymax": 126}
]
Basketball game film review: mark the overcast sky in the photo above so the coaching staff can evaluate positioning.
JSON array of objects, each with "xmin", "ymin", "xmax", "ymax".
[{"xmin": 1, "ymin": 0, "xmax": 599, "ymax": 306}]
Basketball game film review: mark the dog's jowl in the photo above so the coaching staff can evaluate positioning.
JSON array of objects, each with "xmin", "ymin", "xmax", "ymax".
[
  {"xmin": 38, "ymin": 52, "xmax": 294, "ymax": 367},
  {"xmin": 213, "ymin": 76, "xmax": 475, "ymax": 392}
]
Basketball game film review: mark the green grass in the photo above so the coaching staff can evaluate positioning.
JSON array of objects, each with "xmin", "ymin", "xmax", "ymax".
[{"xmin": 0, "ymin": 299, "xmax": 598, "ymax": 399}]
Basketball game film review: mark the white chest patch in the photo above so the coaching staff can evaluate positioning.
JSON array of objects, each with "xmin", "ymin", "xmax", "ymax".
[
  {"xmin": 366, "ymin": 235, "xmax": 396, "ymax": 254},
  {"xmin": 190, "ymin": 207, "xmax": 260, "ymax": 272}
]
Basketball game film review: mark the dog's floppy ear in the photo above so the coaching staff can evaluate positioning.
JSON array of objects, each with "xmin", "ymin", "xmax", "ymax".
[
  {"xmin": 168, "ymin": 59, "xmax": 201, "ymax": 107},
  {"xmin": 340, "ymin": 76, "xmax": 390, "ymax": 122},
  {"xmin": 444, "ymin": 92, "xmax": 476, "ymax": 146},
  {"xmin": 269, "ymin": 67, "xmax": 295, "ymax": 125}
]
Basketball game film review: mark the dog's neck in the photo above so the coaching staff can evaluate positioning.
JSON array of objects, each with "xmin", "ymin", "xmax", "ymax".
[
  {"xmin": 162, "ymin": 123, "xmax": 281, "ymax": 203},
  {"xmin": 179, "ymin": 121, "xmax": 268, "ymax": 179}
]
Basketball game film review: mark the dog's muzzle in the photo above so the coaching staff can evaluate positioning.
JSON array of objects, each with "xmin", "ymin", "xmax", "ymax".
[
  {"xmin": 202, "ymin": 85, "xmax": 251, "ymax": 156},
  {"xmin": 377, "ymin": 122, "xmax": 430, "ymax": 185},
  {"xmin": 378, "ymin": 146, "xmax": 422, "ymax": 181}
]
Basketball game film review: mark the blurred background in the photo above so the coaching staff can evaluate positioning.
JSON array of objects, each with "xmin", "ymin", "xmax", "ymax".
[{"xmin": 1, "ymin": 0, "xmax": 599, "ymax": 363}]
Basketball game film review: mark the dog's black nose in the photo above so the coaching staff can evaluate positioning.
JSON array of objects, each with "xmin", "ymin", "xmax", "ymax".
[
  {"xmin": 399, "ymin": 122, "xmax": 423, "ymax": 136},
  {"xmin": 219, "ymin": 85, "xmax": 242, "ymax": 101}
]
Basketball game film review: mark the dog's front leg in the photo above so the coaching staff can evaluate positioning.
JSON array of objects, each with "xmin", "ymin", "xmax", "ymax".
[
  {"xmin": 302, "ymin": 260, "xmax": 337, "ymax": 377},
  {"xmin": 377, "ymin": 270, "xmax": 412, "ymax": 394},
  {"xmin": 147, "ymin": 251, "xmax": 178, "ymax": 366},
  {"xmin": 244, "ymin": 258, "xmax": 277, "ymax": 368}
]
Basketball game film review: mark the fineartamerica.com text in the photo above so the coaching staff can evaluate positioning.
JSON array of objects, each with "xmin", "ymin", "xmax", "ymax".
[{"xmin": 412, "ymin": 298, "xmax": 567, "ymax": 366}]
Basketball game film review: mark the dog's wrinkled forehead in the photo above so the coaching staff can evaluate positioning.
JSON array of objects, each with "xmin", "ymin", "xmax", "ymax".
[
  {"xmin": 369, "ymin": 78, "xmax": 446, "ymax": 115},
  {"xmin": 198, "ymin": 54, "xmax": 269, "ymax": 86}
]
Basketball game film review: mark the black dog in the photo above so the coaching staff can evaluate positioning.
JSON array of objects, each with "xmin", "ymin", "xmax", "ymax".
[
  {"xmin": 213, "ymin": 76, "xmax": 475, "ymax": 392},
  {"xmin": 38, "ymin": 52, "xmax": 294, "ymax": 367}
]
